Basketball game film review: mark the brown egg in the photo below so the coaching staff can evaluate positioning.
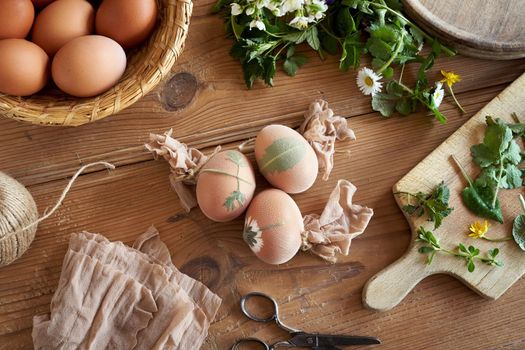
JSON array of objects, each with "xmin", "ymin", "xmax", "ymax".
[
  {"xmin": 0, "ymin": 0, "xmax": 34, "ymax": 39},
  {"xmin": 52, "ymin": 35, "xmax": 126, "ymax": 97},
  {"xmin": 31, "ymin": 0, "xmax": 56, "ymax": 9},
  {"xmin": 243, "ymin": 189, "xmax": 303, "ymax": 265},
  {"xmin": 255, "ymin": 124, "xmax": 318, "ymax": 194},
  {"xmin": 32, "ymin": 0, "xmax": 95, "ymax": 56},
  {"xmin": 96, "ymin": 0, "xmax": 157, "ymax": 48},
  {"xmin": 0, "ymin": 39, "xmax": 49, "ymax": 96},
  {"xmin": 196, "ymin": 150, "xmax": 256, "ymax": 222}
]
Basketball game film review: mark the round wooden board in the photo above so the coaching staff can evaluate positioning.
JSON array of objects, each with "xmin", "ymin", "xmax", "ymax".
[{"xmin": 403, "ymin": 0, "xmax": 525, "ymax": 60}]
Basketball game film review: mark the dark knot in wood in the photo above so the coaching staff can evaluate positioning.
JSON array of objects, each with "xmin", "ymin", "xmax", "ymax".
[
  {"xmin": 180, "ymin": 256, "xmax": 221, "ymax": 289},
  {"xmin": 160, "ymin": 72, "xmax": 198, "ymax": 111}
]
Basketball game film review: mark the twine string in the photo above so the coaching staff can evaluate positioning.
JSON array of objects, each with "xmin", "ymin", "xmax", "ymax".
[{"xmin": 0, "ymin": 161, "xmax": 115, "ymax": 243}]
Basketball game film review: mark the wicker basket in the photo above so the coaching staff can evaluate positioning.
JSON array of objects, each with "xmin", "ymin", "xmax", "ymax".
[{"xmin": 0, "ymin": 0, "xmax": 193, "ymax": 126}]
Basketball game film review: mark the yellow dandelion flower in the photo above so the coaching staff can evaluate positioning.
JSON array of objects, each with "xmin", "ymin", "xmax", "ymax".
[
  {"xmin": 440, "ymin": 70, "xmax": 465, "ymax": 113},
  {"xmin": 440, "ymin": 70, "xmax": 462, "ymax": 87},
  {"xmin": 468, "ymin": 220, "xmax": 489, "ymax": 239}
]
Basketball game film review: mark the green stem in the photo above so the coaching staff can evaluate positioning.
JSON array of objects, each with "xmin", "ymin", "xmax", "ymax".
[
  {"xmin": 447, "ymin": 85, "xmax": 466, "ymax": 113},
  {"xmin": 397, "ymin": 81, "xmax": 414, "ymax": 95},
  {"xmin": 451, "ymin": 155, "xmax": 474, "ymax": 187},
  {"xmin": 200, "ymin": 169, "xmax": 254, "ymax": 185},
  {"xmin": 368, "ymin": 2, "xmax": 456, "ymax": 57},
  {"xmin": 519, "ymin": 194, "xmax": 525, "ymax": 214},
  {"xmin": 482, "ymin": 236, "xmax": 512, "ymax": 242},
  {"xmin": 377, "ymin": 31, "xmax": 404, "ymax": 74},
  {"xmin": 399, "ymin": 64, "xmax": 406, "ymax": 84},
  {"xmin": 491, "ymin": 160, "xmax": 504, "ymax": 208}
]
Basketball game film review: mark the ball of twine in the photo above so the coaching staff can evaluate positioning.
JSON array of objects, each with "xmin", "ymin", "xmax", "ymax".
[
  {"xmin": 0, "ymin": 162, "xmax": 115, "ymax": 267},
  {"xmin": 0, "ymin": 172, "xmax": 38, "ymax": 267}
]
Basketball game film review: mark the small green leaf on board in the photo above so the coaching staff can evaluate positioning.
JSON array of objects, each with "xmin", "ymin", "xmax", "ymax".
[
  {"xmin": 258, "ymin": 137, "xmax": 306, "ymax": 174},
  {"xmin": 512, "ymin": 194, "xmax": 525, "ymax": 251}
]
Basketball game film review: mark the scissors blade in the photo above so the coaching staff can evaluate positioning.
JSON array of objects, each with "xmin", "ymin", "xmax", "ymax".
[{"xmin": 289, "ymin": 333, "xmax": 381, "ymax": 347}]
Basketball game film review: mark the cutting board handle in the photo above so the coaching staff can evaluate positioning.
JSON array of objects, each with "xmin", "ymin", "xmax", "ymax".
[{"xmin": 362, "ymin": 248, "xmax": 433, "ymax": 311}]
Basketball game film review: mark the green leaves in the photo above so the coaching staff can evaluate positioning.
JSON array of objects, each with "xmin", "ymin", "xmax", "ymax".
[
  {"xmin": 339, "ymin": 33, "xmax": 363, "ymax": 71},
  {"xmin": 512, "ymin": 195, "xmax": 525, "ymax": 251},
  {"xmin": 398, "ymin": 181, "xmax": 453, "ymax": 229},
  {"xmin": 461, "ymin": 180, "xmax": 504, "ymax": 223},
  {"xmin": 306, "ymin": 26, "xmax": 321, "ymax": 51},
  {"xmin": 455, "ymin": 116, "xmax": 525, "ymax": 223},
  {"xmin": 283, "ymin": 46, "xmax": 307, "ymax": 77},
  {"xmin": 215, "ymin": 0, "xmax": 457, "ymax": 122},
  {"xmin": 471, "ymin": 117, "xmax": 515, "ymax": 167},
  {"xmin": 258, "ymin": 137, "xmax": 307, "ymax": 174},
  {"xmin": 512, "ymin": 215, "xmax": 525, "ymax": 251},
  {"xmin": 416, "ymin": 227, "xmax": 503, "ymax": 272}
]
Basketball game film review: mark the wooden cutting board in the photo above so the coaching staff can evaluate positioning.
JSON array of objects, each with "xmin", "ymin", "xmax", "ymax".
[
  {"xmin": 403, "ymin": 0, "xmax": 525, "ymax": 59},
  {"xmin": 363, "ymin": 73, "xmax": 525, "ymax": 311}
]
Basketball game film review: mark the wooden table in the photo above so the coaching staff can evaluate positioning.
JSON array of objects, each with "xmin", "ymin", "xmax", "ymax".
[{"xmin": 1, "ymin": 1, "xmax": 525, "ymax": 349}]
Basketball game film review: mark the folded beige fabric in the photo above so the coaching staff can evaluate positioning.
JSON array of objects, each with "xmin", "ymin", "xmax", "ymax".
[
  {"xmin": 299, "ymin": 99, "xmax": 356, "ymax": 181},
  {"xmin": 33, "ymin": 227, "xmax": 221, "ymax": 350},
  {"xmin": 301, "ymin": 179, "xmax": 374, "ymax": 263}
]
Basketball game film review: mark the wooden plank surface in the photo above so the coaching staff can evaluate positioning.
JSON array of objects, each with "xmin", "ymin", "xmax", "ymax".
[
  {"xmin": 363, "ymin": 74, "xmax": 525, "ymax": 312},
  {"xmin": 1, "ymin": 1, "xmax": 525, "ymax": 349},
  {"xmin": 403, "ymin": 0, "xmax": 525, "ymax": 59}
]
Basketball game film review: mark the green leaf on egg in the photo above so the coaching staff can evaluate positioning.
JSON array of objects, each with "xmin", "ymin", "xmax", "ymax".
[
  {"xmin": 258, "ymin": 137, "xmax": 307, "ymax": 174},
  {"xmin": 227, "ymin": 150, "xmax": 246, "ymax": 167},
  {"xmin": 224, "ymin": 190, "xmax": 246, "ymax": 211}
]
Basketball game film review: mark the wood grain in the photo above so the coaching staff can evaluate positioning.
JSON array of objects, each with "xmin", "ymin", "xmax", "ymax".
[
  {"xmin": 1, "ymin": 0, "xmax": 525, "ymax": 349},
  {"xmin": 403, "ymin": 0, "xmax": 525, "ymax": 59},
  {"xmin": 363, "ymin": 74, "xmax": 525, "ymax": 311}
]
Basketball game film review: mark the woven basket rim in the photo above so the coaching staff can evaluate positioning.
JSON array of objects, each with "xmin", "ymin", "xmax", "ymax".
[{"xmin": 0, "ymin": 0, "xmax": 193, "ymax": 127}]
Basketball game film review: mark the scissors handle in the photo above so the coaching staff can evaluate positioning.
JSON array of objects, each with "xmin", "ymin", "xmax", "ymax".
[
  {"xmin": 231, "ymin": 338, "xmax": 271, "ymax": 350},
  {"xmin": 240, "ymin": 292, "xmax": 301, "ymax": 333}
]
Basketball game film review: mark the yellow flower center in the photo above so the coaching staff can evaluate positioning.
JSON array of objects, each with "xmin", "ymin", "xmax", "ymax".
[{"xmin": 364, "ymin": 76, "xmax": 374, "ymax": 87}]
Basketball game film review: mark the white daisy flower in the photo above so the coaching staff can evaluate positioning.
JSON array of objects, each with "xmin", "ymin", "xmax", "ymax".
[
  {"xmin": 431, "ymin": 81, "xmax": 444, "ymax": 108},
  {"xmin": 249, "ymin": 19, "xmax": 266, "ymax": 31},
  {"xmin": 289, "ymin": 16, "xmax": 310, "ymax": 29},
  {"xmin": 230, "ymin": 3, "xmax": 243, "ymax": 16},
  {"xmin": 356, "ymin": 67, "xmax": 383, "ymax": 96},
  {"xmin": 243, "ymin": 217, "xmax": 264, "ymax": 253}
]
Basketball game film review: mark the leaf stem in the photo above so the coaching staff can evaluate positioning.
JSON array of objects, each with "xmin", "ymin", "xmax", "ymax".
[
  {"xmin": 482, "ymin": 236, "xmax": 512, "ymax": 242},
  {"xmin": 377, "ymin": 31, "xmax": 405, "ymax": 74},
  {"xmin": 491, "ymin": 160, "xmax": 504, "ymax": 208},
  {"xmin": 447, "ymin": 85, "xmax": 466, "ymax": 113},
  {"xmin": 399, "ymin": 63, "xmax": 406, "ymax": 83},
  {"xmin": 451, "ymin": 155, "xmax": 474, "ymax": 187},
  {"xmin": 519, "ymin": 194, "xmax": 525, "ymax": 214},
  {"xmin": 397, "ymin": 81, "xmax": 414, "ymax": 95}
]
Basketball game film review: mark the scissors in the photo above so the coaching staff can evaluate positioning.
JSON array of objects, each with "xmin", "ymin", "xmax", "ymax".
[{"xmin": 232, "ymin": 292, "xmax": 381, "ymax": 350}]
